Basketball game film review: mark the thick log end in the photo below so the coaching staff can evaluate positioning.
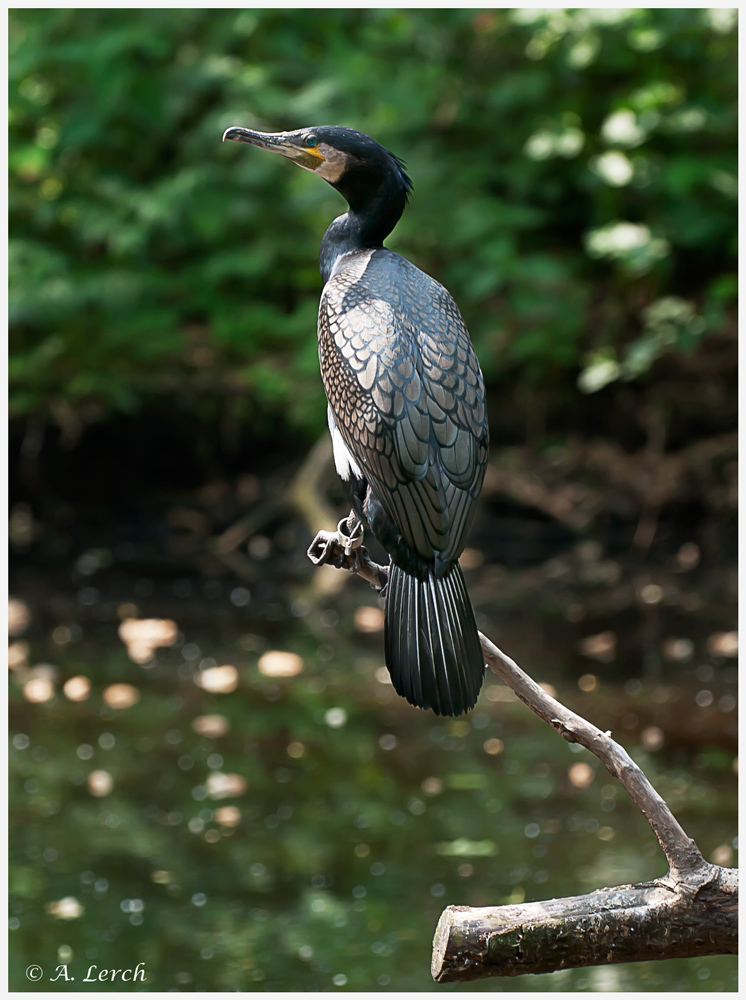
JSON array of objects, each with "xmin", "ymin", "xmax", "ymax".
[
  {"xmin": 431, "ymin": 871, "xmax": 738, "ymax": 982},
  {"xmin": 431, "ymin": 906, "xmax": 456, "ymax": 982},
  {"xmin": 430, "ymin": 906, "xmax": 481, "ymax": 983}
]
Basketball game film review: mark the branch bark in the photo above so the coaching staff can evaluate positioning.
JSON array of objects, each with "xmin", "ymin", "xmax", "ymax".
[
  {"xmin": 307, "ymin": 529, "xmax": 738, "ymax": 980},
  {"xmin": 477, "ymin": 632, "xmax": 706, "ymax": 880},
  {"xmin": 432, "ymin": 866, "xmax": 737, "ymax": 981}
]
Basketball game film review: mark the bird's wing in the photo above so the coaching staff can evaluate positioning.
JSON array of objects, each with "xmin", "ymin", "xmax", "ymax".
[{"xmin": 318, "ymin": 250, "xmax": 488, "ymax": 562}]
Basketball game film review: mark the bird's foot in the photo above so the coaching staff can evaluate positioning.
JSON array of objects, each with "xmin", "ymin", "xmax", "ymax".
[
  {"xmin": 307, "ymin": 523, "xmax": 390, "ymax": 593},
  {"xmin": 306, "ymin": 518, "xmax": 363, "ymax": 570},
  {"xmin": 337, "ymin": 513, "xmax": 364, "ymax": 556}
]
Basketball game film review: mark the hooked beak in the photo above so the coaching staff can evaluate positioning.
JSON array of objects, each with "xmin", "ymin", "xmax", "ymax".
[
  {"xmin": 222, "ymin": 126, "xmax": 325, "ymax": 168},
  {"xmin": 223, "ymin": 126, "xmax": 290, "ymax": 150}
]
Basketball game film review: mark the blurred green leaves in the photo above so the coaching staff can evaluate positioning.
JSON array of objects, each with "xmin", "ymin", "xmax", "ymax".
[
  {"xmin": 9, "ymin": 9, "xmax": 736, "ymax": 437},
  {"xmin": 579, "ymin": 295, "xmax": 707, "ymax": 394}
]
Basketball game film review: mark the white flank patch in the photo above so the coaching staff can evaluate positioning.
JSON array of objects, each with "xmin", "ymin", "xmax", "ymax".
[{"xmin": 327, "ymin": 406, "xmax": 363, "ymax": 481}]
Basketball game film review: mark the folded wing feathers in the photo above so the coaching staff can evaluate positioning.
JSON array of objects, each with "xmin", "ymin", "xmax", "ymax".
[{"xmin": 320, "ymin": 263, "xmax": 487, "ymax": 566}]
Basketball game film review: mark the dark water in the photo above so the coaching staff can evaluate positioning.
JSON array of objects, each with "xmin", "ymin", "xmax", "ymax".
[{"xmin": 9, "ymin": 509, "xmax": 738, "ymax": 992}]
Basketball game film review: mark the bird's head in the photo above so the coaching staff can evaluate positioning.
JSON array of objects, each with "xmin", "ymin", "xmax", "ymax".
[{"xmin": 223, "ymin": 124, "xmax": 412, "ymax": 215}]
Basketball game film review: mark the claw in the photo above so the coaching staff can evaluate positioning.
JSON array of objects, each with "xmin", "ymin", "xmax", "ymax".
[
  {"xmin": 337, "ymin": 516, "xmax": 364, "ymax": 556},
  {"xmin": 307, "ymin": 525, "xmax": 390, "ymax": 594}
]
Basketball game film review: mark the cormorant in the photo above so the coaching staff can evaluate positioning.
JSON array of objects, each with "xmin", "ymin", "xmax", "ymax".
[{"xmin": 223, "ymin": 124, "xmax": 489, "ymax": 716}]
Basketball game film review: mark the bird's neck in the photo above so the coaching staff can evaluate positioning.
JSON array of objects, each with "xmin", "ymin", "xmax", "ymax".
[
  {"xmin": 318, "ymin": 213, "xmax": 366, "ymax": 283},
  {"xmin": 319, "ymin": 179, "xmax": 406, "ymax": 284}
]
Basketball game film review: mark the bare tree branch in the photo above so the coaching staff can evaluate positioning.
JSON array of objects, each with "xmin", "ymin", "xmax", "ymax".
[
  {"xmin": 431, "ymin": 867, "xmax": 737, "ymax": 981},
  {"xmin": 477, "ymin": 632, "xmax": 707, "ymax": 880},
  {"xmin": 307, "ymin": 527, "xmax": 389, "ymax": 592},
  {"xmin": 307, "ymin": 529, "xmax": 738, "ymax": 980}
]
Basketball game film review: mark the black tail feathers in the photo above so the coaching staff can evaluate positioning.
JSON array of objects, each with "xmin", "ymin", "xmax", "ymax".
[{"xmin": 384, "ymin": 562, "xmax": 485, "ymax": 716}]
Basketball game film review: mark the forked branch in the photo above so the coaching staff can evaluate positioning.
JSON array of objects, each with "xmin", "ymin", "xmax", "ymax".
[{"xmin": 308, "ymin": 526, "xmax": 738, "ymax": 980}]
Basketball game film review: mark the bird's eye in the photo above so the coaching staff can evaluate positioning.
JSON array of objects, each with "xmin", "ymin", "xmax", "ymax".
[{"xmin": 306, "ymin": 135, "xmax": 319, "ymax": 148}]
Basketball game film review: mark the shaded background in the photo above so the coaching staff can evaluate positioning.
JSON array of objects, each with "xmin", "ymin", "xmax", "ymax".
[{"xmin": 9, "ymin": 8, "xmax": 737, "ymax": 993}]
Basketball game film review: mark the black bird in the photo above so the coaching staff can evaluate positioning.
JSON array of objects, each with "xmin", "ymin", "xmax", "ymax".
[{"xmin": 223, "ymin": 124, "xmax": 489, "ymax": 715}]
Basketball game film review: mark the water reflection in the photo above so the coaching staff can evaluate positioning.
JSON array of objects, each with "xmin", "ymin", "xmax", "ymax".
[{"xmin": 9, "ymin": 573, "xmax": 738, "ymax": 991}]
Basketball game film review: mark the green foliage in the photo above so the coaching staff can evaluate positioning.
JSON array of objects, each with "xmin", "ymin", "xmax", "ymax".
[{"xmin": 9, "ymin": 9, "xmax": 737, "ymax": 438}]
